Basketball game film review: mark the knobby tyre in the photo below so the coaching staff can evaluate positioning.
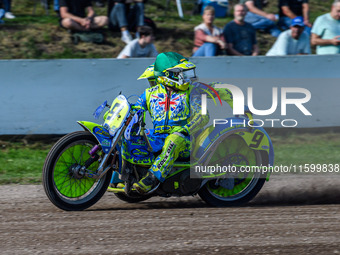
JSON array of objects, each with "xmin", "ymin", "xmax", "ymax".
[
  {"xmin": 42, "ymin": 131, "xmax": 112, "ymax": 211},
  {"xmin": 198, "ymin": 135, "xmax": 267, "ymax": 207}
]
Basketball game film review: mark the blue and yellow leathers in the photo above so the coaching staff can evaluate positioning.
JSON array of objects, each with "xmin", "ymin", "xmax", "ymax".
[{"xmin": 133, "ymin": 82, "xmax": 208, "ymax": 182}]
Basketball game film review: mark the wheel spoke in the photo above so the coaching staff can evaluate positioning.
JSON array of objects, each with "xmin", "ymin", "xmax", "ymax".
[{"xmin": 53, "ymin": 142, "xmax": 98, "ymax": 199}]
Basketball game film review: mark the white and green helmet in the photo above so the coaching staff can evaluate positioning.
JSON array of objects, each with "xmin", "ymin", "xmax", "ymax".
[{"xmin": 154, "ymin": 52, "xmax": 196, "ymax": 91}]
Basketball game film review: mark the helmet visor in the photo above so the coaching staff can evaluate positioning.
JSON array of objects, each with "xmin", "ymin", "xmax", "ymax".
[
  {"xmin": 182, "ymin": 69, "xmax": 197, "ymax": 81},
  {"xmin": 167, "ymin": 68, "xmax": 197, "ymax": 84}
]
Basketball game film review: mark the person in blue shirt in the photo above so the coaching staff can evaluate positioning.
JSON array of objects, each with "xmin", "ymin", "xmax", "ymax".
[
  {"xmin": 2, "ymin": 0, "xmax": 15, "ymax": 19},
  {"xmin": 223, "ymin": 4, "xmax": 259, "ymax": 56},
  {"xmin": 240, "ymin": 0, "xmax": 281, "ymax": 37},
  {"xmin": 0, "ymin": 8, "xmax": 5, "ymax": 24},
  {"xmin": 311, "ymin": 0, "xmax": 340, "ymax": 55}
]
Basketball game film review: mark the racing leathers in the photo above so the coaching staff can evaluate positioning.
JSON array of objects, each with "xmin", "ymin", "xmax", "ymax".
[{"xmin": 133, "ymin": 82, "xmax": 208, "ymax": 182}]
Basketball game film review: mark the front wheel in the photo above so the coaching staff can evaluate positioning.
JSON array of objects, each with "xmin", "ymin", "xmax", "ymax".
[
  {"xmin": 42, "ymin": 131, "xmax": 112, "ymax": 211},
  {"xmin": 198, "ymin": 135, "xmax": 267, "ymax": 207}
]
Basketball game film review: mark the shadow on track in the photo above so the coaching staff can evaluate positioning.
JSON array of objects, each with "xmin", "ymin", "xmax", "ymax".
[
  {"xmin": 251, "ymin": 183, "xmax": 340, "ymax": 206},
  {"xmin": 89, "ymin": 188, "xmax": 340, "ymax": 212},
  {"xmin": 88, "ymin": 176, "xmax": 340, "ymax": 211},
  {"xmin": 90, "ymin": 198, "xmax": 209, "ymax": 211}
]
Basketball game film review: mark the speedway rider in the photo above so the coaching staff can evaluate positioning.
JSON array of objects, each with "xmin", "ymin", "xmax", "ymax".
[{"xmin": 132, "ymin": 52, "xmax": 208, "ymax": 194}]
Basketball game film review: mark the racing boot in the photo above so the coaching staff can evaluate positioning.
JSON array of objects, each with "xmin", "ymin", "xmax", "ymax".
[{"xmin": 133, "ymin": 171, "xmax": 159, "ymax": 194}]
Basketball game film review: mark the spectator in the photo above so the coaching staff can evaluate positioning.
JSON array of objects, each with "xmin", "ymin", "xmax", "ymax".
[
  {"xmin": 278, "ymin": 0, "xmax": 312, "ymax": 33},
  {"xmin": 59, "ymin": 0, "xmax": 108, "ymax": 31},
  {"xmin": 192, "ymin": 5, "xmax": 227, "ymax": 57},
  {"xmin": 109, "ymin": 0, "xmax": 145, "ymax": 44},
  {"xmin": 266, "ymin": 16, "xmax": 310, "ymax": 56},
  {"xmin": 0, "ymin": 8, "xmax": 4, "ymax": 24},
  {"xmin": 54, "ymin": 0, "xmax": 59, "ymax": 13},
  {"xmin": 311, "ymin": 0, "xmax": 340, "ymax": 55},
  {"xmin": 2, "ymin": 0, "xmax": 15, "ymax": 19},
  {"xmin": 117, "ymin": 26, "xmax": 158, "ymax": 58},
  {"xmin": 223, "ymin": 4, "xmax": 259, "ymax": 56},
  {"xmin": 240, "ymin": 0, "xmax": 281, "ymax": 37}
]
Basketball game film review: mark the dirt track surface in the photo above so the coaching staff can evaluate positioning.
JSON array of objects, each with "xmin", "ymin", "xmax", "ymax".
[{"xmin": 1, "ymin": 174, "xmax": 340, "ymax": 255}]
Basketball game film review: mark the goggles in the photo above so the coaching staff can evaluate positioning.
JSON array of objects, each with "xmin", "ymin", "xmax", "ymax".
[{"xmin": 164, "ymin": 68, "xmax": 197, "ymax": 85}]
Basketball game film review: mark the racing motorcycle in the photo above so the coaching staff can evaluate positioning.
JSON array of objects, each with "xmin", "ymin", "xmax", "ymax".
[{"xmin": 42, "ymin": 89, "xmax": 274, "ymax": 211}]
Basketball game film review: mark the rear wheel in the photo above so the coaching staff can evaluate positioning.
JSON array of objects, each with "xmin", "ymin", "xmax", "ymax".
[
  {"xmin": 198, "ymin": 135, "xmax": 266, "ymax": 207},
  {"xmin": 42, "ymin": 131, "xmax": 112, "ymax": 211}
]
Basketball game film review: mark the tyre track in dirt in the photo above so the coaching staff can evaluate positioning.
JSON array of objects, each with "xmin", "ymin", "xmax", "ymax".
[{"xmin": 1, "ymin": 174, "xmax": 340, "ymax": 255}]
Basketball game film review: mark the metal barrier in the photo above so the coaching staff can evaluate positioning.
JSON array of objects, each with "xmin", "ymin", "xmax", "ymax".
[{"xmin": 0, "ymin": 55, "xmax": 339, "ymax": 134}]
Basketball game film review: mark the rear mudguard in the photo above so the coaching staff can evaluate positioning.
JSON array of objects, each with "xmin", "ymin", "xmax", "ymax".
[{"xmin": 193, "ymin": 117, "xmax": 274, "ymax": 180}]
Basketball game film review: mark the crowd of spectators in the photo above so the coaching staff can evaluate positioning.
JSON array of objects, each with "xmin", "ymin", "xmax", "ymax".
[
  {"xmin": 1, "ymin": 0, "xmax": 339, "ymax": 57},
  {"xmin": 193, "ymin": 0, "xmax": 340, "ymax": 56}
]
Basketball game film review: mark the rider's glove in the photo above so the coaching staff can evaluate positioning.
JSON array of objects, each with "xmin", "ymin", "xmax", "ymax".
[{"xmin": 170, "ymin": 126, "xmax": 189, "ymax": 136}]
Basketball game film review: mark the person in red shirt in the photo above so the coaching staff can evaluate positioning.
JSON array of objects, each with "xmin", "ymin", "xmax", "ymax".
[{"xmin": 192, "ymin": 6, "xmax": 227, "ymax": 56}]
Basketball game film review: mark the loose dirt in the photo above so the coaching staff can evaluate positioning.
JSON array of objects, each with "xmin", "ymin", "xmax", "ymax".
[{"xmin": 1, "ymin": 174, "xmax": 340, "ymax": 254}]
